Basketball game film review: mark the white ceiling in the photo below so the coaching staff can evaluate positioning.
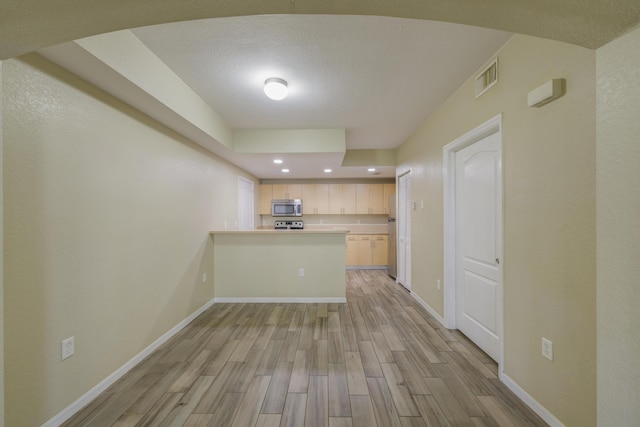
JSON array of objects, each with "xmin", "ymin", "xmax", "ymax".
[{"xmin": 127, "ymin": 15, "xmax": 511, "ymax": 179}]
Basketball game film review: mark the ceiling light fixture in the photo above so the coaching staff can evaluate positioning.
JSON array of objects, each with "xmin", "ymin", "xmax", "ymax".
[
  {"xmin": 324, "ymin": 169, "xmax": 332, "ymax": 173},
  {"xmin": 264, "ymin": 78, "xmax": 288, "ymax": 100},
  {"xmin": 281, "ymin": 168, "xmax": 290, "ymax": 173},
  {"xmin": 273, "ymin": 159, "xmax": 283, "ymax": 164},
  {"xmin": 367, "ymin": 168, "xmax": 376, "ymax": 172}
]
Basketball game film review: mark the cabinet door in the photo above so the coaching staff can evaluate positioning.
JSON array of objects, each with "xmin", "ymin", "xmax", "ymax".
[
  {"xmin": 372, "ymin": 235, "xmax": 389, "ymax": 266},
  {"xmin": 287, "ymin": 184, "xmax": 303, "ymax": 199},
  {"xmin": 314, "ymin": 184, "xmax": 330, "ymax": 214},
  {"xmin": 259, "ymin": 184, "xmax": 273, "ymax": 215},
  {"xmin": 346, "ymin": 235, "xmax": 359, "ymax": 265},
  {"xmin": 272, "ymin": 184, "xmax": 287, "ymax": 200},
  {"xmin": 329, "ymin": 184, "xmax": 357, "ymax": 215},
  {"xmin": 302, "ymin": 184, "xmax": 316, "ymax": 215},
  {"xmin": 356, "ymin": 184, "xmax": 370, "ymax": 214},
  {"xmin": 342, "ymin": 184, "xmax": 357, "ymax": 214},
  {"xmin": 357, "ymin": 235, "xmax": 373, "ymax": 265},
  {"xmin": 369, "ymin": 184, "xmax": 385, "ymax": 214},
  {"xmin": 383, "ymin": 183, "xmax": 396, "ymax": 214},
  {"xmin": 356, "ymin": 184, "xmax": 385, "ymax": 214}
]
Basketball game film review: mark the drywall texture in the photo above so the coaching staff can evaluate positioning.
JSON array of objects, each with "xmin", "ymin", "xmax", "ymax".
[
  {"xmin": 2, "ymin": 0, "xmax": 640, "ymax": 59},
  {"xmin": 596, "ymin": 26, "xmax": 640, "ymax": 426},
  {"xmin": 3, "ymin": 54, "xmax": 258, "ymax": 426},
  {"xmin": 212, "ymin": 232, "xmax": 346, "ymax": 299},
  {"xmin": 0, "ymin": 60, "xmax": 5, "ymax": 427},
  {"xmin": 397, "ymin": 35, "xmax": 596, "ymax": 425}
]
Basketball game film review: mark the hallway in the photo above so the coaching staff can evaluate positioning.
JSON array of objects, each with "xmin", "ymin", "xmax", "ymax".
[{"xmin": 63, "ymin": 270, "xmax": 546, "ymax": 426}]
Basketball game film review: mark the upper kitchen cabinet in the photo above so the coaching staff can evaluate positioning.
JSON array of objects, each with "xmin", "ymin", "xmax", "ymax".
[
  {"xmin": 329, "ymin": 184, "xmax": 357, "ymax": 215},
  {"xmin": 356, "ymin": 184, "xmax": 385, "ymax": 214},
  {"xmin": 302, "ymin": 184, "xmax": 330, "ymax": 215},
  {"xmin": 259, "ymin": 184, "xmax": 273, "ymax": 215},
  {"xmin": 383, "ymin": 183, "xmax": 396, "ymax": 214},
  {"xmin": 272, "ymin": 184, "xmax": 303, "ymax": 200}
]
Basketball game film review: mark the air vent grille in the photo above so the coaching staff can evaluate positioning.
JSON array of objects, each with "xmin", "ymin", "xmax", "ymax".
[{"xmin": 475, "ymin": 58, "xmax": 498, "ymax": 98}]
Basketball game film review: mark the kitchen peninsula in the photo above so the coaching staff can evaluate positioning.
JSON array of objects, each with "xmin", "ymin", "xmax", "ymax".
[{"xmin": 210, "ymin": 229, "xmax": 348, "ymax": 302}]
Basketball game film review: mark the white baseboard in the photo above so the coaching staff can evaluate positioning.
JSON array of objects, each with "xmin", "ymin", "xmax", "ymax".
[
  {"xmin": 213, "ymin": 297, "xmax": 347, "ymax": 303},
  {"xmin": 500, "ymin": 372, "xmax": 565, "ymax": 427},
  {"xmin": 407, "ymin": 289, "xmax": 447, "ymax": 328},
  {"xmin": 409, "ymin": 291, "xmax": 563, "ymax": 426},
  {"xmin": 43, "ymin": 298, "xmax": 216, "ymax": 427}
]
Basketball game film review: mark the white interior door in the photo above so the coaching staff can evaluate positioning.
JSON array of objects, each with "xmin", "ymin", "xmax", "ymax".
[
  {"xmin": 397, "ymin": 172, "xmax": 411, "ymax": 290},
  {"xmin": 238, "ymin": 177, "xmax": 254, "ymax": 230},
  {"xmin": 455, "ymin": 132, "xmax": 502, "ymax": 361}
]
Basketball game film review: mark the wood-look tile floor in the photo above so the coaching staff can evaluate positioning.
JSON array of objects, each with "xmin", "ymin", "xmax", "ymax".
[{"xmin": 64, "ymin": 270, "xmax": 547, "ymax": 426}]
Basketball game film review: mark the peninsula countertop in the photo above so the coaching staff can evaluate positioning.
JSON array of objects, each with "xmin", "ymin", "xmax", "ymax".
[{"xmin": 210, "ymin": 228, "xmax": 349, "ymax": 235}]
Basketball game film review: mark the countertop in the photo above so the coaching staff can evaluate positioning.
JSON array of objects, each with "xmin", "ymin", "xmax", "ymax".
[{"xmin": 210, "ymin": 228, "xmax": 349, "ymax": 235}]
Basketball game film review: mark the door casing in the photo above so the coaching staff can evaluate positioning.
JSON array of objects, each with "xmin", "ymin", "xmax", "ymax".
[{"xmin": 443, "ymin": 114, "xmax": 504, "ymax": 366}]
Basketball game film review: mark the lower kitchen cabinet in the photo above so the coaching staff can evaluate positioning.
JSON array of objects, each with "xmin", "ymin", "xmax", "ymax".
[{"xmin": 346, "ymin": 234, "xmax": 388, "ymax": 266}]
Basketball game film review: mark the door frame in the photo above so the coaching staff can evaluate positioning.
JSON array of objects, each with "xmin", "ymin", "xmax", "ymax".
[
  {"xmin": 237, "ymin": 176, "xmax": 254, "ymax": 230},
  {"xmin": 442, "ymin": 114, "xmax": 504, "ymax": 364},
  {"xmin": 396, "ymin": 168, "xmax": 411, "ymax": 290}
]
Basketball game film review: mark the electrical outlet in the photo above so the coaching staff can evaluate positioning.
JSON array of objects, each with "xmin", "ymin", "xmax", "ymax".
[
  {"xmin": 62, "ymin": 337, "xmax": 74, "ymax": 360},
  {"xmin": 541, "ymin": 337, "xmax": 553, "ymax": 361},
  {"xmin": 437, "ymin": 279, "xmax": 441, "ymax": 290},
  {"xmin": 202, "ymin": 273, "xmax": 207, "ymax": 283},
  {"xmin": 298, "ymin": 268, "xmax": 305, "ymax": 277}
]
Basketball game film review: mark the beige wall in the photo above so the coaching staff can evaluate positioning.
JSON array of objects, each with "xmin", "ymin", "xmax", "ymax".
[
  {"xmin": 397, "ymin": 35, "xmax": 596, "ymax": 426},
  {"xmin": 212, "ymin": 232, "xmax": 346, "ymax": 299},
  {"xmin": 0, "ymin": 59, "xmax": 5, "ymax": 427},
  {"xmin": 3, "ymin": 54, "xmax": 258, "ymax": 426},
  {"xmin": 596, "ymin": 26, "xmax": 640, "ymax": 425}
]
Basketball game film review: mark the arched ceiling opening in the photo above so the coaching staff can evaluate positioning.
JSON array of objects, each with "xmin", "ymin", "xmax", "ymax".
[{"xmin": 2, "ymin": 0, "xmax": 640, "ymax": 59}]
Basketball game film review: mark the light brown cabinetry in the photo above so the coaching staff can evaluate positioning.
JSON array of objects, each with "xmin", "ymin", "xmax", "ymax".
[
  {"xmin": 261, "ymin": 182, "xmax": 394, "ymax": 216},
  {"xmin": 383, "ymin": 183, "xmax": 396, "ymax": 214},
  {"xmin": 329, "ymin": 184, "xmax": 357, "ymax": 215},
  {"xmin": 346, "ymin": 235, "xmax": 359, "ymax": 265},
  {"xmin": 356, "ymin": 184, "xmax": 385, "ymax": 214},
  {"xmin": 302, "ymin": 184, "xmax": 330, "ymax": 215},
  {"xmin": 259, "ymin": 184, "xmax": 273, "ymax": 215},
  {"xmin": 346, "ymin": 234, "xmax": 388, "ymax": 266},
  {"xmin": 272, "ymin": 184, "xmax": 302, "ymax": 200}
]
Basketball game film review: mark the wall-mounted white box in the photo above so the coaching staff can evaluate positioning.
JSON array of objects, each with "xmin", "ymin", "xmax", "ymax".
[{"xmin": 528, "ymin": 79, "xmax": 565, "ymax": 107}]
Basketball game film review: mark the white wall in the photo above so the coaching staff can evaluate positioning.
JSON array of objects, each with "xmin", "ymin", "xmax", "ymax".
[
  {"xmin": 3, "ymin": 53, "xmax": 258, "ymax": 426},
  {"xmin": 596, "ymin": 26, "xmax": 640, "ymax": 425}
]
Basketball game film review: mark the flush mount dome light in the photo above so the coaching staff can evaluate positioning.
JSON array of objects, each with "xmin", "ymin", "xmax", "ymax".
[{"xmin": 264, "ymin": 78, "xmax": 288, "ymax": 100}]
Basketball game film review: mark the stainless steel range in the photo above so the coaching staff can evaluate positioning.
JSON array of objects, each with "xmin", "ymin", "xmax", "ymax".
[{"xmin": 274, "ymin": 220, "xmax": 304, "ymax": 230}]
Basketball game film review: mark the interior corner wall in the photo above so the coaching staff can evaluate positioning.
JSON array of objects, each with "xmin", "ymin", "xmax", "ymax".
[
  {"xmin": 596, "ymin": 26, "xmax": 640, "ymax": 426},
  {"xmin": 0, "ymin": 59, "xmax": 5, "ymax": 427},
  {"xmin": 2, "ymin": 53, "xmax": 258, "ymax": 426},
  {"xmin": 396, "ymin": 34, "xmax": 596, "ymax": 426}
]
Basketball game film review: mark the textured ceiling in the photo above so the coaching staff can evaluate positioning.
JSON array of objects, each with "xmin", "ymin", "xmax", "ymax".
[
  {"xmin": 132, "ymin": 15, "xmax": 512, "ymax": 151},
  {"xmin": 2, "ymin": 0, "xmax": 640, "ymax": 60},
  {"xmin": 6, "ymin": 1, "xmax": 640, "ymax": 178}
]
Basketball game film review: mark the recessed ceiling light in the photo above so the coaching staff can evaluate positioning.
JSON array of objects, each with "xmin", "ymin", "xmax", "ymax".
[
  {"xmin": 367, "ymin": 168, "xmax": 376, "ymax": 172},
  {"xmin": 264, "ymin": 78, "xmax": 288, "ymax": 101},
  {"xmin": 281, "ymin": 168, "xmax": 290, "ymax": 173},
  {"xmin": 324, "ymin": 169, "xmax": 332, "ymax": 173},
  {"xmin": 273, "ymin": 159, "xmax": 283, "ymax": 164}
]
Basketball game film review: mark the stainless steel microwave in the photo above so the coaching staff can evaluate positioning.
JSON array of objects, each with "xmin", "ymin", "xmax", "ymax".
[{"xmin": 272, "ymin": 199, "xmax": 303, "ymax": 217}]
